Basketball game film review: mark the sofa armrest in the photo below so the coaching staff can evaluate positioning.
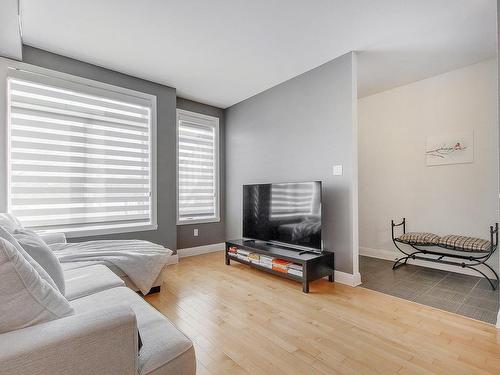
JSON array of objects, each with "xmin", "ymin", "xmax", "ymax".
[
  {"xmin": 39, "ymin": 232, "xmax": 67, "ymax": 245},
  {"xmin": 0, "ymin": 306, "xmax": 138, "ymax": 375}
]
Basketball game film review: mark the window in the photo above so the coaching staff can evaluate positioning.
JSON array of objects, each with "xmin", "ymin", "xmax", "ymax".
[
  {"xmin": 6, "ymin": 67, "xmax": 157, "ymax": 237},
  {"xmin": 176, "ymin": 109, "xmax": 219, "ymax": 224}
]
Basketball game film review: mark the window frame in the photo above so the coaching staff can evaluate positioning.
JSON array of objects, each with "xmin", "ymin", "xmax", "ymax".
[
  {"xmin": 0, "ymin": 57, "xmax": 158, "ymax": 238},
  {"xmin": 176, "ymin": 109, "xmax": 220, "ymax": 225}
]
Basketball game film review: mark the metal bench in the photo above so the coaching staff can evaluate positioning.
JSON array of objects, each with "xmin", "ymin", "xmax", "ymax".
[{"xmin": 391, "ymin": 218, "xmax": 499, "ymax": 289}]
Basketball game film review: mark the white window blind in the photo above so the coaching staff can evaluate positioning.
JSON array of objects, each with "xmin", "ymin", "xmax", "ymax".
[
  {"xmin": 7, "ymin": 70, "xmax": 156, "ymax": 236},
  {"xmin": 177, "ymin": 110, "xmax": 219, "ymax": 224}
]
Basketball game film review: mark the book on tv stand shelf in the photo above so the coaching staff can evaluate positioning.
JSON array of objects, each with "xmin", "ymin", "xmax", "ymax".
[
  {"xmin": 242, "ymin": 239, "xmax": 324, "ymax": 254},
  {"xmin": 225, "ymin": 239, "xmax": 335, "ymax": 293}
]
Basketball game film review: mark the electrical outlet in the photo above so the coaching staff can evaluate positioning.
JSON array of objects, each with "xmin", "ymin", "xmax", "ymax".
[
  {"xmin": 333, "ymin": 164, "xmax": 343, "ymax": 176},
  {"xmin": 193, "ymin": 228, "xmax": 199, "ymax": 237}
]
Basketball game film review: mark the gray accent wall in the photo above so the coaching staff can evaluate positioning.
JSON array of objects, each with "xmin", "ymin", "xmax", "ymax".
[
  {"xmin": 225, "ymin": 52, "xmax": 358, "ymax": 274},
  {"xmin": 176, "ymin": 97, "xmax": 226, "ymax": 249},
  {"xmin": 22, "ymin": 46, "xmax": 177, "ymax": 250}
]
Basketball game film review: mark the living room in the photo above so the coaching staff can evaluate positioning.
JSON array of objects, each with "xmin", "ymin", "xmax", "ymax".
[{"xmin": 1, "ymin": 1, "xmax": 499, "ymax": 375}]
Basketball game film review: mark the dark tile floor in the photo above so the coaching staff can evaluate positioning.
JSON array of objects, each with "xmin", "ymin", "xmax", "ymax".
[{"xmin": 359, "ymin": 256, "xmax": 499, "ymax": 324}]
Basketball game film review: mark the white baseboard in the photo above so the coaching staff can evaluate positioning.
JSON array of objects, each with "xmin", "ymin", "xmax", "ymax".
[
  {"xmin": 360, "ymin": 246, "xmax": 497, "ymax": 279},
  {"xmin": 360, "ymin": 247, "xmax": 408, "ymax": 262},
  {"xmin": 334, "ymin": 270, "xmax": 362, "ymax": 287},
  {"xmin": 177, "ymin": 243, "xmax": 225, "ymax": 258},
  {"xmin": 496, "ymin": 310, "xmax": 500, "ymax": 329}
]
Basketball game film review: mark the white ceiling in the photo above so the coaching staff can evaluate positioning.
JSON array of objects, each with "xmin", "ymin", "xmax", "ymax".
[
  {"xmin": 0, "ymin": 0, "xmax": 22, "ymax": 60},
  {"xmin": 19, "ymin": 0, "xmax": 496, "ymax": 108}
]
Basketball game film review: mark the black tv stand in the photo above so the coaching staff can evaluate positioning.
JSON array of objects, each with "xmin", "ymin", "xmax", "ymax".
[
  {"xmin": 298, "ymin": 250, "xmax": 322, "ymax": 256},
  {"xmin": 243, "ymin": 239, "xmax": 321, "ymax": 256},
  {"xmin": 225, "ymin": 239, "xmax": 335, "ymax": 293}
]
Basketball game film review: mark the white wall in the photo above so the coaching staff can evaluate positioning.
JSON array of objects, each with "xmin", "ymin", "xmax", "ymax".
[
  {"xmin": 0, "ymin": 0, "xmax": 22, "ymax": 60},
  {"xmin": 359, "ymin": 59, "xmax": 499, "ymax": 272}
]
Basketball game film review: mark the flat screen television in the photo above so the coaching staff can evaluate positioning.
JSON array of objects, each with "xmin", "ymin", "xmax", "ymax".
[{"xmin": 242, "ymin": 181, "xmax": 322, "ymax": 252}]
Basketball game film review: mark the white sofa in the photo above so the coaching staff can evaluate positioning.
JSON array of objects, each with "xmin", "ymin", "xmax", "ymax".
[{"xmin": 0, "ymin": 251, "xmax": 196, "ymax": 375}]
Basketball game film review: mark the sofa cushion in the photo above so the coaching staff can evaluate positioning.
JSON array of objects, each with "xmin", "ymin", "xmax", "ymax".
[
  {"xmin": 14, "ymin": 229, "xmax": 66, "ymax": 295},
  {"xmin": 71, "ymin": 287, "xmax": 193, "ymax": 375},
  {"xmin": 0, "ymin": 238, "xmax": 74, "ymax": 334},
  {"xmin": 0, "ymin": 226, "xmax": 59, "ymax": 291},
  {"xmin": 61, "ymin": 260, "xmax": 128, "ymax": 277},
  {"xmin": 64, "ymin": 265, "xmax": 125, "ymax": 301}
]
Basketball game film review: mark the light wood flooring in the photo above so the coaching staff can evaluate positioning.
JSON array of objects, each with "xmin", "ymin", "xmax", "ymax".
[{"xmin": 146, "ymin": 251, "xmax": 500, "ymax": 375}]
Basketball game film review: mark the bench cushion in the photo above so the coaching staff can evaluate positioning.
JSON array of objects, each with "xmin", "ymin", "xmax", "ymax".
[
  {"xmin": 64, "ymin": 265, "xmax": 125, "ymax": 301},
  {"xmin": 396, "ymin": 232, "xmax": 440, "ymax": 245},
  {"xmin": 438, "ymin": 235, "xmax": 491, "ymax": 252}
]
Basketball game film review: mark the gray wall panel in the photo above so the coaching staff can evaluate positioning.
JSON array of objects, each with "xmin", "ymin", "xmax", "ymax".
[{"xmin": 225, "ymin": 52, "xmax": 358, "ymax": 274}]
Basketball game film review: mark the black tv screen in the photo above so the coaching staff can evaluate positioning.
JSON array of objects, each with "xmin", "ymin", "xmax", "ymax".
[{"xmin": 242, "ymin": 181, "xmax": 322, "ymax": 251}]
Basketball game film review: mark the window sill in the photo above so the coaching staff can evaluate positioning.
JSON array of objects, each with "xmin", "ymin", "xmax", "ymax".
[
  {"xmin": 37, "ymin": 223, "xmax": 158, "ymax": 239},
  {"xmin": 177, "ymin": 218, "xmax": 221, "ymax": 226}
]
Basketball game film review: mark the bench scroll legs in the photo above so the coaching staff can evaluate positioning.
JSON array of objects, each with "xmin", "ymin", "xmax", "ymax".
[
  {"xmin": 463, "ymin": 264, "xmax": 498, "ymax": 290},
  {"xmin": 482, "ymin": 262, "xmax": 499, "ymax": 286},
  {"xmin": 392, "ymin": 256, "xmax": 409, "ymax": 270},
  {"xmin": 391, "ymin": 238, "xmax": 424, "ymax": 270},
  {"xmin": 463, "ymin": 261, "xmax": 499, "ymax": 290},
  {"xmin": 392, "ymin": 250, "xmax": 423, "ymax": 270}
]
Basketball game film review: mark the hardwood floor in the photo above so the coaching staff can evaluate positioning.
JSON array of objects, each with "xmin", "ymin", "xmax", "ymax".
[{"xmin": 146, "ymin": 251, "xmax": 500, "ymax": 375}]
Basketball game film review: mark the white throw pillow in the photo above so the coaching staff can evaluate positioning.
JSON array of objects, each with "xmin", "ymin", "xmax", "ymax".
[
  {"xmin": 14, "ymin": 229, "xmax": 66, "ymax": 295},
  {"xmin": 0, "ymin": 213, "xmax": 23, "ymax": 231},
  {"xmin": 0, "ymin": 226, "xmax": 59, "ymax": 291},
  {"xmin": 0, "ymin": 238, "xmax": 74, "ymax": 334}
]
